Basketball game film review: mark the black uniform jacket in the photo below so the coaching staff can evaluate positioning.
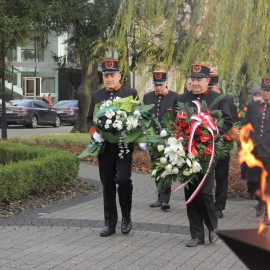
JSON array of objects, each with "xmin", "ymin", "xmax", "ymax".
[
  {"xmin": 178, "ymin": 91, "xmax": 233, "ymax": 134},
  {"xmin": 242, "ymin": 101, "xmax": 270, "ymax": 158},
  {"xmin": 87, "ymin": 85, "xmax": 138, "ymax": 131},
  {"xmin": 143, "ymin": 90, "xmax": 180, "ymax": 132}
]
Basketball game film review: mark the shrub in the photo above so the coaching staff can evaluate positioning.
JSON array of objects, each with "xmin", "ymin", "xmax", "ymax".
[{"xmin": 0, "ymin": 141, "xmax": 79, "ymax": 202}]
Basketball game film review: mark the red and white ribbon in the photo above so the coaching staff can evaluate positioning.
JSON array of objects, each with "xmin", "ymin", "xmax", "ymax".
[{"xmin": 173, "ymin": 100, "xmax": 219, "ymax": 204}]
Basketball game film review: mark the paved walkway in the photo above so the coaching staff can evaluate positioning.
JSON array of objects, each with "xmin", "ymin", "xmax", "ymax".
[{"xmin": 0, "ymin": 161, "xmax": 260, "ymax": 270}]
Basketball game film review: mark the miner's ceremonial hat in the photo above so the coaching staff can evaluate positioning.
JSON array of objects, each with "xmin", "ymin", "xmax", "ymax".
[
  {"xmin": 101, "ymin": 59, "xmax": 119, "ymax": 74},
  {"xmin": 153, "ymin": 70, "xmax": 167, "ymax": 85},
  {"xmin": 190, "ymin": 64, "xmax": 210, "ymax": 78},
  {"xmin": 208, "ymin": 72, "xmax": 219, "ymax": 88},
  {"xmin": 261, "ymin": 77, "xmax": 270, "ymax": 91}
]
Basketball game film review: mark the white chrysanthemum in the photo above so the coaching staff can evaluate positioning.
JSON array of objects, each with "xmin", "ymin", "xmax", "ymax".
[
  {"xmin": 157, "ymin": 145, "xmax": 164, "ymax": 152},
  {"xmin": 176, "ymin": 158, "xmax": 185, "ymax": 167},
  {"xmin": 172, "ymin": 167, "xmax": 179, "ymax": 174},
  {"xmin": 106, "ymin": 119, "xmax": 112, "ymax": 125},
  {"xmin": 192, "ymin": 160, "xmax": 202, "ymax": 173},
  {"xmin": 100, "ymin": 100, "xmax": 113, "ymax": 109},
  {"xmin": 160, "ymin": 130, "xmax": 168, "ymax": 137},
  {"xmin": 105, "ymin": 110, "xmax": 116, "ymax": 119},
  {"xmin": 133, "ymin": 110, "xmax": 140, "ymax": 117},
  {"xmin": 112, "ymin": 120, "xmax": 123, "ymax": 130},
  {"xmin": 160, "ymin": 157, "xmax": 167, "ymax": 164},
  {"xmin": 183, "ymin": 168, "xmax": 192, "ymax": 176},
  {"xmin": 104, "ymin": 124, "xmax": 110, "ymax": 129},
  {"xmin": 165, "ymin": 164, "xmax": 173, "ymax": 173},
  {"xmin": 126, "ymin": 116, "xmax": 139, "ymax": 130},
  {"xmin": 161, "ymin": 171, "xmax": 169, "ymax": 179}
]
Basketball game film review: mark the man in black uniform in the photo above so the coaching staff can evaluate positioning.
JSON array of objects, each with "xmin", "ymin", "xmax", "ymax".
[
  {"xmin": 142, "ymin": 70, "xmax": 180, "ymax": 210},
  {"xmin": 208, "ymin": 73, "xmax": 238, "ymax": 219},
  {"xmin": 87, "ymin": 59, "xmax": 137, "ymax": 237},
  {"xmin": 242, "ymin": 77, "xmax": 270, "ymax": 224},
  {"xmin": 178, "ymin": 64, "xmax": 233, "ymax": 247}
]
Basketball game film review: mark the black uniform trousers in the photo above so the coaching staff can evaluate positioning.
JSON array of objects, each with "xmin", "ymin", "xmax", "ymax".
[
  {"xmin": 155, "ymin": 182, "xmax": 171, "ymax": 204},
  {"xmin": 150, "ymin": 156, "xmax": 171, "ymax": 203},
  {"xmin": 247, "ymin": 158, "xmax": 270, "ymax": 195},
  {"xmin": 214, "ymin": 154, "xmax": 230, "ymax": 210},
  {"xmin": 184, "ymin": 169, "xmax": 218, "ymax": 240},
  {"xmin": 98, "ymin": 143, "xmax": 133, "ymax": 228}
]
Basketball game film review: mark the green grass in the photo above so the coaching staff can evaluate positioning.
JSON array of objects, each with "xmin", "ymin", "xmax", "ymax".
[{"xmin": 10, "ymin": 133, "xmax": 90, "ymax": 145}]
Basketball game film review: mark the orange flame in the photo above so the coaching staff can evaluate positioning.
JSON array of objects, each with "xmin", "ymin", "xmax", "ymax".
[{"xmin": 239, "ymin": 124, "xmax": 269, "ymax": 232}]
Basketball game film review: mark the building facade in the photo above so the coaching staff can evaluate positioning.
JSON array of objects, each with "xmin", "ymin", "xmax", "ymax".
[{"xmin": 6, "ymin": 33, "xmax": 76, "ymax": 105}]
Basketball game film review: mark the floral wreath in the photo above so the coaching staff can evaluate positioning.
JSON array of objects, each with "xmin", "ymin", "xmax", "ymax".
[{"xmin": 149, "ymin": 98, "xmax": 230, "ymax": 204}]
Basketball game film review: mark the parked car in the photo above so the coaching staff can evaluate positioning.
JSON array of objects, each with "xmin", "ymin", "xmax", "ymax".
[
  {"xmin": 52, "ymin": 100, "xmax": 78, "ymax": 125},
  {"xmin": 0, "ymin": 99, "xmax": 61, "ymax": 128}
]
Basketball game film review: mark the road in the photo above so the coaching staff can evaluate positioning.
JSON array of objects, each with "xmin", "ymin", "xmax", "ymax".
[{"xmin": 2, "ymin": 124, "xmax": 73, "ymax": 138}]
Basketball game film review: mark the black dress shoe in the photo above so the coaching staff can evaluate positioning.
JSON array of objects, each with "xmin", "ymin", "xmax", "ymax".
[
  {"xmin": 216, "ymin": 209, "xmax": 223, "ymax": 219},
  {"xmin": 209, "ymin": 230, "xmax": 219, "ymax": 243},
  {"xmin": 161, "ymin": 202, "xmax": 170, "ymax": 210},
  {"xmin": 100, "ymin": 227, "xmax": 116, "ymax": 237},
  {"xmin": 121, "ymin": 217, "xmax": 132, "ymax": 234},
  {"xmin": 150, "ymin": 201, "xmax": 161, "ymax": 208},
  {"xmin": 186, "ymin": 238, "xmax": 205, "ymax": 247}
]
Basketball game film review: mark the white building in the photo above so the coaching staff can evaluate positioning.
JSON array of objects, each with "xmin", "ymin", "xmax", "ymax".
[{"xmin": 6, "ymin": 33, "xmax": 79, "ymax": 105}]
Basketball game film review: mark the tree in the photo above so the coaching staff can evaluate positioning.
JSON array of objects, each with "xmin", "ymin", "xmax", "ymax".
[
  {"xmin": 109, "ymin": 0, "xmax": 270, "ymax": 107},
  {"xmin": 0, "ymin": 0, "xmax": 39, "ymax": 139},
  {"xmin": 45, "ymin": 0, "xmax": 120, "ymax": 133}
]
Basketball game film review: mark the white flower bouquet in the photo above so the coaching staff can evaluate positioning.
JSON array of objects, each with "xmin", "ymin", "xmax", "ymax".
[{"xmin": 79, "ymin": 96, "xmax": 158, "ymax": 159}]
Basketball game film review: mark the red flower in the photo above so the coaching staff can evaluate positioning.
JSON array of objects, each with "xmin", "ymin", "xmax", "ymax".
[
  {"xmin": 191, "ymin": 146, "xmax": 198, "ymax": 156},
  {"xmin": 180, "ymin": 121, "xmax": 188, "ymax": 129},
  {"xmin": 195, "ymin": 127, "xmax": 203, "ymax": 135},
  {"xmin": 201, "ymin": 134, "xmax": 212, "ymax": 142},
  {"xmin": 185, "ymin": 128, "xmax": 190, "ymax": 134},
  {"xmin": 176, "ymin": 132, "xmax": 184, "ymax": 140},
  {"xmin": 177, "ymin": 110, "xmax": 188, "ymax": 119},
  {"xmin": 204, "ymin": 144, "xmax": 213, "ymax": 155},
  {"xmin": 223, "ymin": 134, "xmax": 233, "ymax": 141}
]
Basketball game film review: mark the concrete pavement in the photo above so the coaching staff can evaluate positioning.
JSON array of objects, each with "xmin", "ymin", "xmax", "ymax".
[{"xmin": 0, "ymin": 161, "xmax": 260, "ymax": 270}]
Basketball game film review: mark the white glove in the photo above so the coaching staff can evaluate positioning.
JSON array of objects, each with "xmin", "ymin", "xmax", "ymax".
[
  {"xmin": 93, "ymin": 132, "xmax": 104, "ymax": 142},
  {"xmin": 139, "ymin": 143, "xmax": 148, "ymax": 151}
]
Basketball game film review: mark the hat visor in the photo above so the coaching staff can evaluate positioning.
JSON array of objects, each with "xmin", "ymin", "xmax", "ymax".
[
  {"xmin": 102, "ymin": 70, "xmax": 118, "ymax": 75},
  {"xmin": 190, "ymin": 73, "xmax": 208, "ymax": 78},
  {"xmin": 153, "ymin": 80, "xmax": 166, "ymax": 85},
  {"xmin": 261, "ymin": 86, "xmax": 270, "ymax": 91}
]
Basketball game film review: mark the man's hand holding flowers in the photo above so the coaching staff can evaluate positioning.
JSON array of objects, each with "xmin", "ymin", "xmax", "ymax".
[{"xmin": 93, "ymin": 132, "xmax": 105, "ymax": 142}]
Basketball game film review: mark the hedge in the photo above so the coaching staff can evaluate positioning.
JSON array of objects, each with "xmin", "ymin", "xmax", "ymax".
[{"xmin": 0, "ymin": 141, "xmax": 79, "ymax": 202}]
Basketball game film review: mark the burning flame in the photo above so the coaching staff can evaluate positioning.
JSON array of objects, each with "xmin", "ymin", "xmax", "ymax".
[{"xmin": 238, "ymin": 124, "xmax": 269, "ymax": 232}]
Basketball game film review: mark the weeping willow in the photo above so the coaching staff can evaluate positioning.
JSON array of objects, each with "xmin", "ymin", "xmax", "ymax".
[{"xmin": 107, "ymin": 0, "xmax": 270, "ymax": 106}]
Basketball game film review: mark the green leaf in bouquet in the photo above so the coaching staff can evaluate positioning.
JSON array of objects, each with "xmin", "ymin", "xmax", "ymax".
[
  {"xmin": 125, "ymin": 120, "xmax": 159, "ymax": 143},
  {"xmin": 96, "ymin": 127, "xmax": 119, "ymax": 143},
  {"xmin": 114, "ymin": 96, "xmax": 141, "ymax": 112},
  {"xmin": 78, "ymin": 141, "xmax": 105, "ymax": 158}
]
